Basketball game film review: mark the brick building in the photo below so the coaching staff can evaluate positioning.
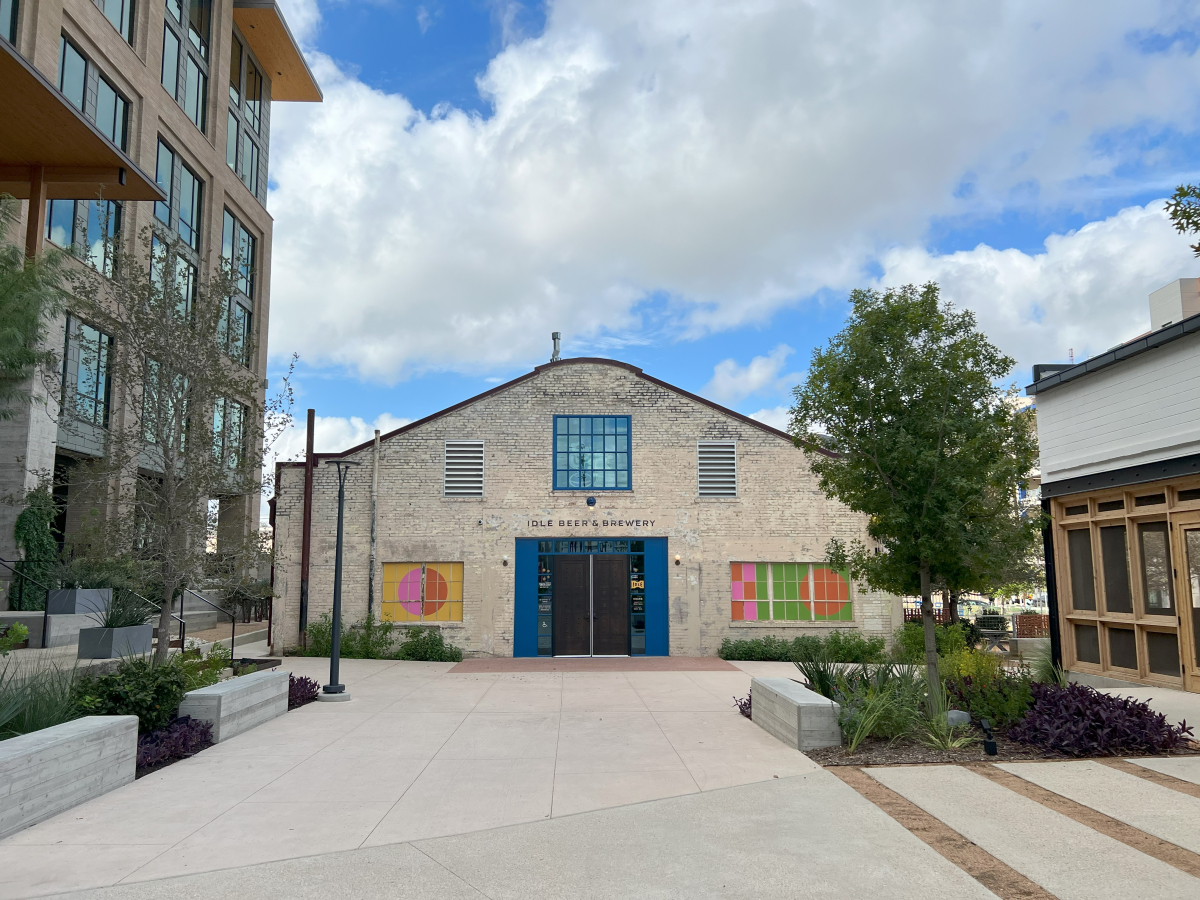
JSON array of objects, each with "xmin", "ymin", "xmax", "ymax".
[{"xmin": 271, "ymin": 358, "xmax": 901, "ymax": 657}]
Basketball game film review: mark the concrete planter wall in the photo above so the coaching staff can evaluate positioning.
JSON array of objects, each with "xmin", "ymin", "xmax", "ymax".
[
  {"xmin": 0, "ymin": 716, "xmax": 137, "ymax": 839},
  {"xmin": 46, "ymin": 588, "xmax": 112, "ymax": 616},
  {"xmin": 750, "ymin": 677, "xmax": 843, "ymax": 751},
  {"xmin": 77, "ymin": 624, "xmax": 153, "ymax": 659},
  {"xmin": 177, "ymin": 669, "xmax": 289, "ymax": 742}
]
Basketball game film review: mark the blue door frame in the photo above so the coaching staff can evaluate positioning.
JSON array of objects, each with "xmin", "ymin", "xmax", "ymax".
[{"xmin": 514, "ymin": 537, "xmax": 668, "ymax": 657}]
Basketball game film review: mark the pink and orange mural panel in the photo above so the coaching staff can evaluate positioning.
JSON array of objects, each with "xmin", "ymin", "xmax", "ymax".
[
  {"xmin": 381, "ymin": 562, "xmax": 464, "ymax": 623},
  {"xmin": 730, "ymin": 562, "xmax": 851, "ymax": 622}
]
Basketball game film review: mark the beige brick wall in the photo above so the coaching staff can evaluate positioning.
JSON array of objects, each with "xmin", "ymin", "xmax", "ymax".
[{"xmin": 272, "ymin": 361, "xmax": 899, "ymax": 656}]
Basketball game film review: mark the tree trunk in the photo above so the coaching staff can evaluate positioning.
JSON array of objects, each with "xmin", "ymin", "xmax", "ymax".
[
  {"xmin": 153, "ymin": 582, "xmax": 176, "ymax": 663},
  {"xmin": 919, "ymin": 564, "xmax": 940, "ymax": 711},
  {"xmin": 948, "ymin": 588, "xmax": 960, "ymax": 625}
]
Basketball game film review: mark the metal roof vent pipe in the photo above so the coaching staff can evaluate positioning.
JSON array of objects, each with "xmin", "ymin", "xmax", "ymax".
[{"xmin": 551, "ymin": 331, "xmax": 561, "ymax": 362}]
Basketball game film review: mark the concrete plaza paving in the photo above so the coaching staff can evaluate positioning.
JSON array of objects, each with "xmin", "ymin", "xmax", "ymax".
[
  {"xmin": 0, "ymin": 658, "xmax": 822, "ymax": 898},
  {"xmin": 2, "ymin": 657, "xmax": 1198, "ymax": 900}
]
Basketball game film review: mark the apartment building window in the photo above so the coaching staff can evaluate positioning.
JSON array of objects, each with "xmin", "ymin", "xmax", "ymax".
[
  {"xmin": 96, "ymin": 77, "xmax": 128, "ymax": 150},
  {"xmin": 162, "ymin": 0, "xmax": 209, "ymax": 132},
  {"xmin": 220, "ymin": 209, "xmax": 256, "ymax": 366},
  {"xmin": 46, "ymin": 199, "xmax": 122, "ymax": 275},
  {"xmin": 212, "ymin": 396, "xmax": 245, "ymax": 469},
  {"xmin": 63, "ymin": 315, "xmax": 113, "ymax": 427},
  {"xmin": 226, "ymin": 34, "xmax": 268, "ymax": 201},
  {"xmin": 154, "ymin": 139, "xmax": 204, "ymax": 249},
  {"xmin": 95, "ymin": 0, "xmax": 134, "ymax": 43},
  {"xmin": 58, "ymin": 37, "xmax": 87, "ymax": 109},
  {"xmin": 221, "ymin": 209, "xmax": 256, "ymax": 299},
  {"xmin": 2, "ymin": 0, "xmax": 17, "ymax": 44},
  {"xmin": 59, "ymin": 38, "xmax": 130, "ymax": 153},
  {"xmin": 154, "ymin": 140, "xmax": 174, "ymax": 224},
  {"xmin": 151, "ymin": 235, "xmax": 197, "ymax": 314},
  {"xmin": 177, "ymin": 164, "xmax": 202, "ymax": 250}
]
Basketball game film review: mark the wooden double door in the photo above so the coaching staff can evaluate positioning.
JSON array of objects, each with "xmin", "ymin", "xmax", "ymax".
[{"xmin": 553, "ymin": 554, "xmax": 630, "ymax": 656}]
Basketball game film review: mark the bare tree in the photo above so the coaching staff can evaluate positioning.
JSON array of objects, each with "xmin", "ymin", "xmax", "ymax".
[{"xmin": 61, "ymin": 217, "xmax": 292, "ymax": 660}]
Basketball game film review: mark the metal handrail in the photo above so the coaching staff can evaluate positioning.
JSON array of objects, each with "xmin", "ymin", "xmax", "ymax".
[
  {"xmin": 182, "ymin": 587, "xmax": 237, "ymax": 653},
  {"xmin": 0, "ymin": 557, "xmax": 54, "ymax": 648},
  {"xmin": 0, "ymin": 559, "xmax": 186, "ymax": 651}
]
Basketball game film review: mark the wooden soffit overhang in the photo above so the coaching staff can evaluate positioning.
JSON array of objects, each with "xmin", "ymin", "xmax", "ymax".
[
  {"xmin": 233, "ymin": 0, "xmax": 323, "ymax": 102},
  {"xmin": 0, "ymin": 38, "xmax": 165, "ymax": 202}
]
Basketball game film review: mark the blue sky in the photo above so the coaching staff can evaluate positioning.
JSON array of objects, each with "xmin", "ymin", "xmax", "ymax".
[{"xmin": 266, "ymin": 0, "xmax": 1198, "ymax": 457}]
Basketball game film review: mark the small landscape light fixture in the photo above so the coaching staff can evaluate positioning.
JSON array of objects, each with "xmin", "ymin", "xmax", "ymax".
[
  {"xmin": 503, "ymin": 554, "xmax": 509, "ymax": 567},
  {"xmin": 980, "ymin": 718, "xmax": 998, "ymax": 756},
  {"xmin": 674, "ymin": 554, "xmax": 681, "ymax": 566}
]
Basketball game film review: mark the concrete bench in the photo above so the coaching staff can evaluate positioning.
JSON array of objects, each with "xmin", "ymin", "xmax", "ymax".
[
  {"xmin": 177, "ymin": 669, "xmax": 289, "ymax": 743},
  {"xmin": 750, "ymin": 677, "xmax": 842, "ymax": 752},
  {"xmin": 0, "ymin": 715, "xmax": 137, "ymax": 840}
]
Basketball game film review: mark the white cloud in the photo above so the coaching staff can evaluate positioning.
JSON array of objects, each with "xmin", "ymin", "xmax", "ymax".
[
  {"xmin": 267, "ymin": 0, "xmax": 1197, "ymax": 382},
  {"xmin": 270, "ymin": 412, "xmax": 412, "ymax": 466},
  {"xmin": 703, "ymin": 344, "xmax": 797, "ymax": 404},
  {"xmin": 875, "ymin": 201, "xmax": 1197, "ymax": 385},
  {"xmin": 748, "ymin": 406, "xmax": 791, "ymax": 432}
]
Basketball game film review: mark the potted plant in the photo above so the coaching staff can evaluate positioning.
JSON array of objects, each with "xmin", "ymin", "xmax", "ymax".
[
  {"xmin": 77, "ymin": 589, "xmax": 156, "ymax": 658},
  {"xmin": 46, "ymin": 587, "xmax": 112, "ymax": 615}
]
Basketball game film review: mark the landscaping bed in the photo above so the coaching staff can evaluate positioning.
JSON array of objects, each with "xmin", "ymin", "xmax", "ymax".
[{"xmin": 807, "ymin": 733, "xmax": 1200, "ymax": 767}]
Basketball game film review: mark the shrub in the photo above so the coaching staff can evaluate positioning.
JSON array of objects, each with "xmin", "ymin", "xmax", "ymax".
[
  {"xmin": 136, "ymin": 716, "xmax": 212, "ymax": 771},
  {"xmin": 893, "ymin": 621, "xmax": 968, "ymax": 664},
  {"xmin": 0, "ymin": 662, "xmax": 79, "ymax": 739},
  {"xmin": 73, "ymin": 657, "xmax": 189, "ymax": 733},
  {"xmin": 396, "ymin": 626, "xmax": 464, "ymax": 662},
  {"xmin": 289, "ymin": 674, "xmax": 320, "ymax": 709},
  {"xmin": 941, "ymin": 649, "xmax": 1033, "ymax": 727},
  {"xmin": 1009, "ymin": 682, "xmax": 1194, "ymax": 756},
  {"xmin": 835, "ymin": 666, "xmax": 925, "ymax": 751},
  {"xmin": 1029, "ymin": 642, "xmax": 1068, "ymax": 687},
  {"xmin": 0, "ymin": 622, "xmax": 29, "ymax": 656},
  {"xmin": 718, "ymin": 631, "xmax": 886, "ymax": 663},
  {"xmin": 733, "ymin": 694, "xmax": 751, "ymax": 718},
  {"xmin": 295, "ymin": 614, "xmax": 399, "ymax": 659}
]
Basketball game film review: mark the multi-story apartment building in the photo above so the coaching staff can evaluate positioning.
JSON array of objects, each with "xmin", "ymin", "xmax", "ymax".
[{"xmin": 0, "ymin": 0, "xmax": 319, "ymax": 564}]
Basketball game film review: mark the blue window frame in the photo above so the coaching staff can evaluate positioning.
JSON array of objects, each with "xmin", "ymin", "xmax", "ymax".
[{"xmin": 553, "ymin": 415, "xmax": 631, "ymax": 490}]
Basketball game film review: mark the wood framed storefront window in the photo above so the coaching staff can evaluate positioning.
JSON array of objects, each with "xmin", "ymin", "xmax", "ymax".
[{"xmin": 1052, "ymin": 478, "xmax": 1200, "ymax": 692}]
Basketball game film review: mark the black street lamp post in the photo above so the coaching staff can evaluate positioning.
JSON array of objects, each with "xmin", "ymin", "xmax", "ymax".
[{"xmin": 320, "ymin": 459, "xmax": 359, "ymax": 702}]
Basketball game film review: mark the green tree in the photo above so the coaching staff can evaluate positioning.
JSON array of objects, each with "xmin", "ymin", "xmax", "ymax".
[
  {"xmin": 1165, "ymin": 184, "xmax": 1200, "ymax": 257},
  {"xmin": 0, "ymin": 195, "xmax": 64, "ymax": 418},
  {"xmin": 789, "ymin": 284, "xmax": 1040, "ymax": 698}
]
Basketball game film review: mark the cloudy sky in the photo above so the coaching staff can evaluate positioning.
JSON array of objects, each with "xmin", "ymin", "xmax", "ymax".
[{"xmin": 266, "ymin": 0, "xmax": 1198, "ymax": 461}]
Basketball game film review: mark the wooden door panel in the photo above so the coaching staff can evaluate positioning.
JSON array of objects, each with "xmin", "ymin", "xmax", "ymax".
[
  {"xmin": 592, "ymin": 554, "xmax": 629, "ymax": 656},
  {"xmin": 554, "ymin": 555, "xmax": 590, "ymax": 656}
]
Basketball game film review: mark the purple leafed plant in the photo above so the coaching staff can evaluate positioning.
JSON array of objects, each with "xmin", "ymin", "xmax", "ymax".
[
  {"xmin": 1009, "ymin": 682, "xmax": 1193, "ymax": 757},
  {"xmin": 734, "ymin": 693, "xmax": 752, "ymax": 718},
  {"xmin": 136, "ymin": 716, "xmax": 213, "ymax": 771},
  {"xmin": 289, "ymin": 674, "xmax": 320, "ymax": 709}
]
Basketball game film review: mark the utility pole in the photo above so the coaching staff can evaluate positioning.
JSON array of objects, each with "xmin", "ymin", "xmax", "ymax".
[{"xmin": 368, "ymin": 429, "xmax": 380, "ymax": 623}]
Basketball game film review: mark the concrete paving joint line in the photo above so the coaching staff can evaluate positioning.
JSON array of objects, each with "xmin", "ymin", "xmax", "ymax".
[
  {"xmin": 1098, "ymin": 758, "xmax": 1200, "ymax": 798},
  {"xmin": 828, "ymin": 766, "xmax": 1057, "ymax": 900},
  {"xmin": 967, "ymin": 764, "xmax": 1200, "ymax": 877}
]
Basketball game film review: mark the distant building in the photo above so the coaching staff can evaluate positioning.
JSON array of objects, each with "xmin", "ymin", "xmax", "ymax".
[
  {"xmin": 1029, "ymin": 278, "xmax": 1199, "ymax": 693},
  {"xmin": 271, "ymin": 357, "xmax": 902, "ymax": 657}
]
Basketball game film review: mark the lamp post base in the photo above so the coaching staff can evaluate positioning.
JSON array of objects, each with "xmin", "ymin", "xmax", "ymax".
[{"xmin": 318, "ymin": 688, "xmax": 352, "ymax": 702}]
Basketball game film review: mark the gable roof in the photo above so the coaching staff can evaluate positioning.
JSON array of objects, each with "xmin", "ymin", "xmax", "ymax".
[{"xmin": 280, "ymin": 357, "xmax": 830, "ymax": 467}]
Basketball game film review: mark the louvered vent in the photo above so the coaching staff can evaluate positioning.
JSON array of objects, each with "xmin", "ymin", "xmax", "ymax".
[
  {"xmin": 444, "ymin": 441, "xmax": 484, "ymax": 496},
  {"xmin": 697, "ymin": 441, "xmax": 737, "ymax": 496}
]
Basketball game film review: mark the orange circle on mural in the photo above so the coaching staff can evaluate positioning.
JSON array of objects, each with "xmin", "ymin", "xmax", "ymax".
[{"xmin": 810, "ymin": 566, "xmax": 850, "ymax": 617}]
